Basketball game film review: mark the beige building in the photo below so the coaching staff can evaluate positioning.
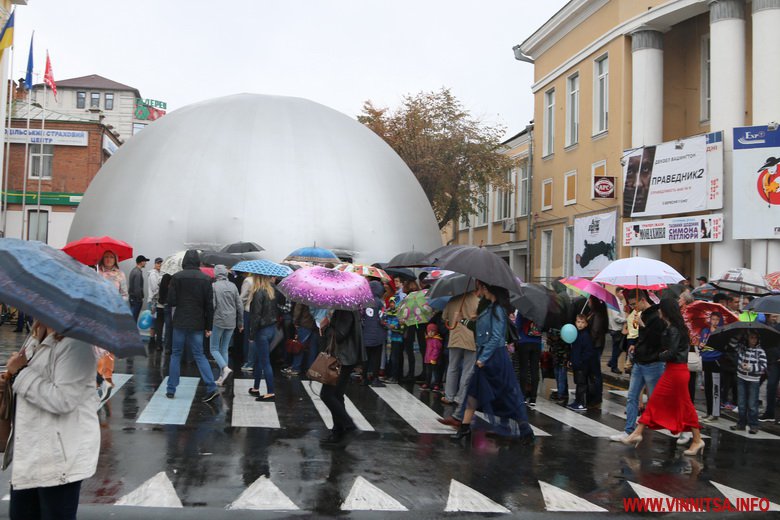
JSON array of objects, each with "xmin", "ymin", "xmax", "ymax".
[
  {"xmin": 514, "ymin": 0, "xmax": 780, "ymax": 283},
  {"xmin": 455, "ymin": 127, "xmax": 534, "ymax": 280}
]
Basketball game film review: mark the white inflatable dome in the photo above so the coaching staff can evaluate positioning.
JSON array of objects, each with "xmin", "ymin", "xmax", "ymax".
[{"xmin": 69, "ymin": 94, "xmax": 442, "ymax": 264}]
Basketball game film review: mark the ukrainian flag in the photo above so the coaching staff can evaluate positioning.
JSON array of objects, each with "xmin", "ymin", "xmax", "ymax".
[{"xmin": 0, "ymin": 10, "xmax": 14, "ymax": 57}]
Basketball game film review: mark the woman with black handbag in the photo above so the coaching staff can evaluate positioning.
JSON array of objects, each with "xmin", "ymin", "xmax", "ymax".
[{"xmin": 318, "ymin": 310, "xmax": 366, "ymax": 449}]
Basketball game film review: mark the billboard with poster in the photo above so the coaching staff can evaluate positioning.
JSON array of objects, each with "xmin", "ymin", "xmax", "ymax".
[
  {"xmin": 622, "ymin": 133, "xmax": 723, "ymax": 217},
  {"xmin": 732, "ymin": 125, "xmax": 780, "ymax": 239},
  {"xmin": 623, "ymin": 214, "xmax": 724, "ymax": 247},
  {"xmin": 573, "ymin": 211, "xmax": 616, "ymax": 278}
]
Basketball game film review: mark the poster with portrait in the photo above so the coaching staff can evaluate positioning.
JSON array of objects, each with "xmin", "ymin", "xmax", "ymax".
[
  {"xmin": 573, "ymin": 211, "xmax": 617, "ymax": 278},
  {"xmin": 732, "ymin": 126, "xmax": 780, "ymax": 239},
  {"xmin": 623, "ymin": 214, "xmax": 724, "ymax": 247}
]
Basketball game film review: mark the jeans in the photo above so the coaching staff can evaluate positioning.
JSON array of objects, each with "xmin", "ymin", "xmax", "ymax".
[
  {"xmin": 389, "ymin": 340, "xmax": 404, "ymax": 380},
  {"xmin": 763, "ymin": 357, "xmax": 779, "ymax": 419},
  {"xmin": 291, "ymin": 327, "xmax": 319, "ymax": 372},
  {"xmin": 210, "ymin": 326, "xmax": 234, "ymax": 371},
  {"xmin": 242, "ymin": 311, "xmax": 255, "ymax": 368},
  {"xmin": 320, "ymin": 364, "xmax": 356, "ymax": 435},
  {"xmin": 517, "ymin": 342, "xmax": 541, "ymax": 399},
  {"xmin": 444, "ymin": 348, "xmax": 476, "ymax": 403},
  {"xmin": 10, "ymin": 480, "xmax": 82, "ymax": 520},
  {"xmin": 253, "ymin": 325, "xmax": 277, "ymax": 393},
  {"xmin": 130, "ymin": 299, "xmax": 143, "ymax": 323},
  {"xmin": 625, "ymin": 361, "xmax": 665, "ymax": 434},
  {"xmin": 737, "ymin": 378, "xmax": 760, "ymax": 428},
  {"xmin": 608, "ymin": 330, "xmax": 624, "ymax": 369},
  {"xmin": 168, "ymin": 328, "xmax": 217, "ymax": 394},
  {"xmin": 554, "ymin": 365, "xmax": 569, "ymax": 398},
  {"xmin": 164, "ymin": 306, "xmax": 173, "ymax": 353}
]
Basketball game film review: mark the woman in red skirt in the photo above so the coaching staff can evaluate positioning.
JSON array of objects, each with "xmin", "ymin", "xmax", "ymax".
[{"xmin": 622, "ymin": 297, "xmax": 705, "ymax": 456}]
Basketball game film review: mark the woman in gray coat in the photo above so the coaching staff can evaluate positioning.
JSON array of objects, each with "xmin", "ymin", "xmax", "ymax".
[{"xmin": 211, "ymin": 265, "xmax": 243, "ymax": 385}]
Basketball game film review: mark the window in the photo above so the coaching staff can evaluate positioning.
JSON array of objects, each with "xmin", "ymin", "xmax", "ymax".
[
  {"xmin": 541, "ymin": 230, "xmax": 553, "ymax": 280},
  {"xmin": 27, "ymin": 210, "xmax": 48, "ymax": 243},
  {"xmin": 591, "ymin": 160, "xmax": 607, "ymax": 199},
  {"xmin": 566, "ymin": 73, "xmax": 579, "ymax": 147},
  {"xmin": 543, "ymin": 89, "xmax": 555, "ymax": 156},
  {"xmin": 541, "ymin": 178, "xmax": 553, "ymax": 211},
  {"xmin": 476, "ymin": 190, "xmax": 489, "ymax": 226},
  {"xmin": 105, "ymin": 93, "xmax": 114, "ymax": 111},
  {"xmin": 594, "ymin": 55, "xmax": 609, "ymax": 134},
  {"xmin": 518, "ymin": 161, "xmax": 529, "ymax": 217},
  {"xmin": 90, "ymin": 92, "xmax": 100, "ymax": 109},
  {"xmin": 29, "ymin": 144, "xmax": 53, "ymax": 179},
  {"xmin": 564, "ymin": 170, "xmax": 577, "ymax": 205},
  {"xmin": 701, "ymin": 35, "xmax": 710, "ymax": 122},
  {"xmin": 564, "ymin": 226, "xmax": 574, "ymax": 276},
  {"xmin": 76, "ymin": 91, "xmax": 86, "ymax": 109},
  {"xmin": 133, "ymin": 123, "xmax": 147, "ymax": 134},
  {"xmin": 495, "ymin": 169, "xmax": 514, "ymax": 221},
  {"xmin": 460, "ymin": 213, "xmax": 471, "ymax": 229}
]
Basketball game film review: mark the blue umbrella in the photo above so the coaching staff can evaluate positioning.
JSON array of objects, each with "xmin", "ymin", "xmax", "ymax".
[
  {"xmin": 0, "ymin": 238, "xmax": 144, "ymax": 357},
  {"xmin": 232, "ymin": 259, "xmax": 292, "ymax": 278},
  {"xmin": 284, "ymin": 246, "xmax": 339, "ymax": 264}
]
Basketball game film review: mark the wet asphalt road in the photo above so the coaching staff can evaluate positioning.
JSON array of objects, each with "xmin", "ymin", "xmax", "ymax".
[{"xmin": 0, "ymin": 328, "xmax": 778, "ymax": 518}]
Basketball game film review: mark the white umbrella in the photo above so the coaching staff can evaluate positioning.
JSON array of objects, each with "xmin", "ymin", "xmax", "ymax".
[
  {"xmin": 592, "ymin": 257, "xmax": 684, "ymax": 290},
  {"xmin": 160, "ymin": 250, "xmax": 188, "ymax": 276},
  {"xmin": 710, "ymin": 268, "xmax": 771, "ymax": 296}
]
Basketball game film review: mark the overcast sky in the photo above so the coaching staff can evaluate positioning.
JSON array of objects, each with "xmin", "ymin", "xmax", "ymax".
[{"xmin": 12, "ymin": 1, "xmax": 566, "ymax": 138}]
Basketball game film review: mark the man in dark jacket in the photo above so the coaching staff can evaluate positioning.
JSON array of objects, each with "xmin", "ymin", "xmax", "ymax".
[
  {"xmin": 166, "ymin": 250, "xmax": 219, "ymax": 402},
  {"xmin": 129, "ymin": 255, "xmax": 149, "ymax": 322},
  {"xmin": 610, "ymin": 290, "xmax": 666, "ymax": 442}
]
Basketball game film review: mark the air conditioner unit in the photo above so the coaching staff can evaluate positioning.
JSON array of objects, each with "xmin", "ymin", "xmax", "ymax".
[{"xmin": 502, "ymin": 220, "xmax": 517, "ymax": 233}]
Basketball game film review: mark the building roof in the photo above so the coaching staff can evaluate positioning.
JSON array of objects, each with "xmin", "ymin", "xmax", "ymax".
[
  {"xmin": 33, "ymin": 74, "xmax": 141, "ymax": 97},
  {"xmin": 11, "ymin": 100, "xmax": 99, "ymax": 122}
]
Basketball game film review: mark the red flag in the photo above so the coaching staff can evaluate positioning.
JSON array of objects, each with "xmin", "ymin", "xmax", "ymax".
[{"xmin": 43, "ymin": 51, "xmax": 56, "ymax": 98}]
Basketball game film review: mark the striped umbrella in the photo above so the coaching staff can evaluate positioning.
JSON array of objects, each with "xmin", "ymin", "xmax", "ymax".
[
  {"xmin": 334, "ymin": 263, "xmax": 391, "ymax": 282},
  {"xmin": 560, "ymin": 277, "xmax": 621, "ymax": 311},
  {"xmin": 0, "ymin": 238, "xmax": 144, "ymax": 357}
]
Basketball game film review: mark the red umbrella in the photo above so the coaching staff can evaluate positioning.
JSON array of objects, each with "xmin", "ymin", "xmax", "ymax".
[
  {"xmin": 62, "ymin": 236, "xmax": 133, "ymax": 266},
  {"xmin": 200, "ymin": 267, "xmax": 215, "ymax": 278},
  {"xmin": 682, "ymin": 301, "xmax": 739, "ymax": 344}
]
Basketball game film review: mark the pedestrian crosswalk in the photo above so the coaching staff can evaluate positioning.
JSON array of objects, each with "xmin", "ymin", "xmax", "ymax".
[{"xmin": 113, "ymin": 372, "xmax": 779, "ymax": 442}]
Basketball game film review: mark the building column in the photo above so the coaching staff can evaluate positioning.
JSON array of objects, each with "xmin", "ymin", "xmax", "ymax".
[
  {"xmin": 751, "ymin": 0, "xmax": 780, "ymax": 275},
  {"xmin": 630, "ymin": 28, "xmax": 664, "ymax": 260},
  {"xmin": 709, "ymin": 0, "xmax": 747, "ymax": 276}
]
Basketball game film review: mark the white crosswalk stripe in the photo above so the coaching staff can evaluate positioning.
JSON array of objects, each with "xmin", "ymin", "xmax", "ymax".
[
  {"xmin": 445, "ymin": 479, "xmax": 510, "ymax": 513},
  {"xmin": 538, "ymin": 480, "xmax": 608, "ymax": 512},
  {"xmin": 532, "ymin": 397, "xmax": 622, "ymax": 437},
  {"xmin": 709, "ymin": 481, "xmax": 780, "ymax": 511},
  {"xmin": 370, "ymin": 384, "xmax": 454, "ymax": 434},
  {"xmin": 227, "ymin": 476, "xmax": 299, "ymax": 510},
  {"xmin": 475, "ymin": 411, "xmax": 551, "ymax": 437},
  {"xmin": 136, "ymin": 377, "xmax": 199, "ymax": 425},
  {"xmin": 302, "ymin": 380, "xmax": 375, "ymax": 431},
  {"xmin": 115, "ymin": 472, "xmax": 183, "ymax": 508},
  {"xmin": 98, "ymin": 373, "xmax": 133, "ymax": 410},
  {"xmin": 231, "ymin": 380, "xmax": 280, "ymax": 428},
  {"xmin": 701, "ymin": 414, "xmax": 780, "ymax": 440},
  {"xmin": 341, "ymin": 476, "xmax": 408, "ymax": 511},
  {"xmin": 627, "ymin": 481, "xmax": 701, "ymax": 512}
]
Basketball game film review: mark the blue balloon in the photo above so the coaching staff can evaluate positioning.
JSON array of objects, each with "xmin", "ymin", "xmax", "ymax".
[
  {"xmin": 561, "ymin": 323, "xmax": 578, "ymax": 344},
  {"xmin": 138, "ymin": 310, "xmax": 153, "ymax": 330}
]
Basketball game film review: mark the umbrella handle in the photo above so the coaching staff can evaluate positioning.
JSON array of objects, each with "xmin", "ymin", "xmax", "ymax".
[{"xmin": 444, "ymin": 277, "xmax": 471, "ymax": 331}]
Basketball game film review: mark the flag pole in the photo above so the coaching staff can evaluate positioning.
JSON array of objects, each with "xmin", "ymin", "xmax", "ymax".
[
  {"xmin": 0, "ymin": 30, "xmax": 14, "ymax": 236},
  {"xmin": 35, "ymin": 77, "xmax": 44, "ymax": 232},
  {"xmin": 19, "ymin": 79, "xmax": 31, "ymax": 239}
]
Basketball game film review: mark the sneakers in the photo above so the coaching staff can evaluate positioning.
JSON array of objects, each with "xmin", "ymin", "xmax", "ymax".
[
  {"xmin": 222, "ymin": 367, "xmax": 233, "ymax": 384},
  {"xmin": 240, "ymin": 364, "xmax": 253, "ymax": 373},
  {"xmin": 676, "ymin": 432, "xmax": 693, "ymax": 445},
  {"xmin": 549, "ymin": 391, "xmax": 559, "ymax": 400},
  {"xmin": 527, "ymin": 398, "xmax": 536, "ymax": 407},
  {"xmin": 202, "ymin": 389, "xmax": 220, "ymax": 403},
  {"xmin": 749, "ymin": 427, "xmax": 759, "ymax": 435},
  {"xmin": 282, "ymin": 368, "xmax": 300, "ymax": 377},
  {"xmin": 165, "ymin": 392, "xmax": 175, "ymax": 399},
  {"xmin": 759, "ymin": 414, "xmax": 775, "ymax": 423},
  {"xmin": 370, "ymin": 379, "xmax": 386, "ymax": 388},
  {"xmin": 610, "ymin": 432, "xmax": 630, "ymax": 442},
  {"xmin": 729, "ymin": 424, "xmax": 745, "ymax": 431},
  {"xmin": 701, "ymin": 415, "xmax": 718, "ymax": 422},
  {"xmin": 567, "ymin": 402, "xmax": 587, "ymax": 412}
]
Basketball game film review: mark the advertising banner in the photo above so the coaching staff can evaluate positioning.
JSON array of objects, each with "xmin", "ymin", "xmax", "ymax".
[
  {"xmin": 732, "ymin": 126, "xmax": 780, "ymax": 239},
  {"xmin": 4, "ymin": 128, "xmax": 88, "ymax": 146},
  {"xmin": 593, "ymin": 176, "xmax": 616, "ymax": 198},
  {"xmin": 574, "ymin": 211, "xmax": 616, "ymax": 278},
  {"xmin": 623, "ymin": 214, "xmax": 724, "ymax": 247},
  {"xmin": 622, "ymin": 134, "xmax": 723, "ymax": 217}
]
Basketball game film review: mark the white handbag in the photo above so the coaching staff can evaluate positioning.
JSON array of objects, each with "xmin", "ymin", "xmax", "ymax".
[{"xmin": 688, "ymin": 346, "xmax": 703, "ymax": 372}]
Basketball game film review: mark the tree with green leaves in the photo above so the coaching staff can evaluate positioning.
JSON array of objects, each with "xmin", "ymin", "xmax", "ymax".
[{"xmin": 358, "ymin": 88, "xmax": 513, "ymax": 230}]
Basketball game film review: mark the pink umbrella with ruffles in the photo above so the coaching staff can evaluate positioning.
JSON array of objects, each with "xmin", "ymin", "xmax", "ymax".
[{"xmin": 277, "ymin": 266, "xmax": 373, "ymax": 310}]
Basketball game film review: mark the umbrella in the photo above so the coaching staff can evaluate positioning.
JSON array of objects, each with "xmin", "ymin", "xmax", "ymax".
[
  {"xmin": 281, "ymin": 260, "xmax": 313, "ymax": 271},
  {"xmin": 691, "ymin": 283, "xmax": 722, "ymax": 301},
  {"xmin": 706, "ymin": 321, "xmax": 780, "ymax": 350},
  {"xmin": 220, "ymin": 241, "xmax": 264, "ymax": 254},
  {"xmin": 397, "ymin": 289, "xmax": 433, "ymax": 326},
  {"xmin": 62, "ymin": 236, "xmax": 133, "ymax": 266},
  {"xmin": 277, "ymin": 266, "xmax": 373, "ymax": 310},
  {"xmin": 746, "ymin": 294, "xmax": 780, "ymax": 315},
  {"xmin": 232, "ymin": 260, "xmax": 292, "ymax": 278},
  {"xmin": 160, "ymin": 250, "xmax": 189, "ymax": 276},
  {"xmin": 386, "ymin": 250, "xmax": 429, "ymax": 268},
  {"xmin": 427, "ymin": 273, "xmax": 476, "ymax": 299},
  {"xmin": 284, "ymin": 246, "xmax": 339, "ymax": 264},
  {"xmin": 429, "ymin": 296, "xmax": 452, "ymax": 312},
  {"xmin": 0, "ymin": 239, "xmax": 144, "ymax": 357},
  {"xmin": 418, "ymin": 245, "xmax": 523, "ymax": 293},
  {"xmin": 710, "ymin": 268, "xmax": 771, "ymax": 296},
  {"xmin": 560, "ymin": 277, "xmax": 620, "ymax": 311},
  {"xmin": 334, "ymin": 263, "xmax": 391, "ymax": 283},
  {"xmin": 200, "ymin": 250, "xmax": 263, "ymax": 267},
  {"xmin": 682, "ymin": 301, "xmax": 740, "ymax": 341},
  {"xmin": 384, "ymin": 267, "xmax": 416, "ymax": 281},
  {"xmin": 200, "ymin": 267, "xmax": 215, "ymax": 278},
  {"xmin": 592, "ymin": 257, "xmax": 684, "ymax": 290},
  {"xmin": 766, "ymin": 271, "xmax": 780, "ymax": 291},
  {"xmin": 510, "ymin": 283, "xmax": 556, "ymax": 329}
]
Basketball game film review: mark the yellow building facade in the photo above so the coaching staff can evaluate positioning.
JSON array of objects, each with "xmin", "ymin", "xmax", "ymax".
[{"xmin": 515, "ymin": 0, "xmax": 780, "ymax": 283}]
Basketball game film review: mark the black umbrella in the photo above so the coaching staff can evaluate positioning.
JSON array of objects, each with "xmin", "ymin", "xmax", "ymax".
[
  {"xmin": 220, "ymin": 241, "xmax": 264, "ymax": 254},
  {"xmin": 707, "ymin": 321, "xmax": 780, "ymax": 350},
  {"xmin": 386, "ymin": 250, "xmax": 429, "ymax": 268},
  {"xmin": 200, "ymin": 251, "xmax": 263, "ymax": 267},
  {"xmin": 427, "ymin": 274, "xmax": 476, "ymax": 299},
  {"xmin": 384, "ymin": 267, "xmax": 416, "ymax": 281},
  {"xmin": 420, "ymin": 245, "xmax": 523, "ymax": 294},
  {"xmin": 746, "ymin": 295, "xmax": 780, "ymax": 315},
  {"xmin": 510, "ymin": 283, "xmax": 552, "ymax": 329}
]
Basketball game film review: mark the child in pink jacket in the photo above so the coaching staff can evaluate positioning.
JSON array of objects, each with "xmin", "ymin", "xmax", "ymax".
[{"xmin": 422, "ymin": 323, "xmax": 443, "ymax": 391}]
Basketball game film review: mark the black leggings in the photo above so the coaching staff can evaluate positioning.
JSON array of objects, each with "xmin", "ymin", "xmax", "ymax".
[
  {"xmin": 688, "ymin": 370, "xmax": 696, "ymax": 404},
  {"xmin": 516, "ymin": 343, "xmax": 541, "ymax": 399},
  {"xmin": 10, "ymin": 480, "xmax": 82, "ymax": 520},
  {"xmin": 365, "ymin": 345, "xmax": 383, "ymax": 380},
  {"xmin": 403, "ymin": 324, "xmax": 426, "ymax": 379}
]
